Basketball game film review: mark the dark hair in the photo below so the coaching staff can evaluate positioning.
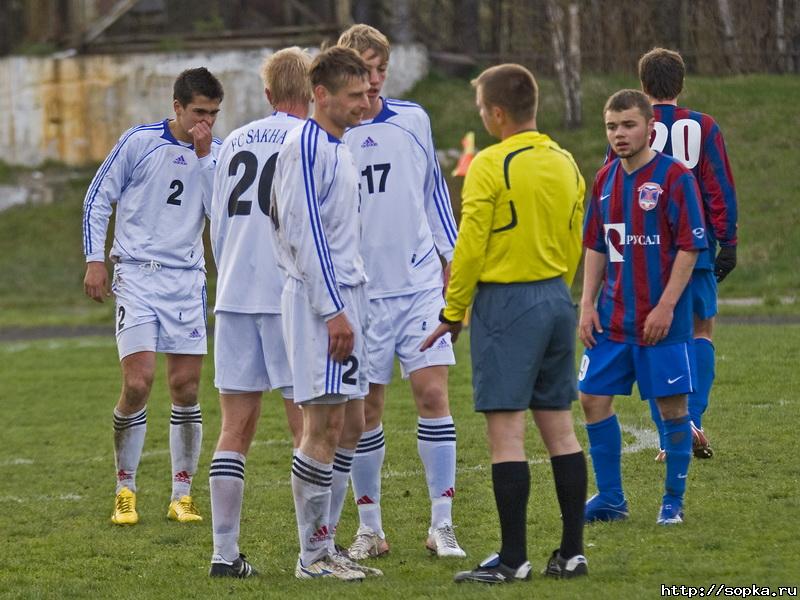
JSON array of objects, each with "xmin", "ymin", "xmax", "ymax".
[
  {"xmin": 604, "ymin": 89, "xmax": 654, "ymax": 121},
  {"xmin": 310, "ymin": 46, "xmax": 369, "ymax": 93},
  {"xmin": 471, "ymin": 63, "xmax": 538, "ymax": 123},
  {"xmin": 638, "ymin": 48, "xmax": 685, "ymax": 101},
  {"xmin": 173, "ymin": 67, "xmax": 224, "ymax": 106}
]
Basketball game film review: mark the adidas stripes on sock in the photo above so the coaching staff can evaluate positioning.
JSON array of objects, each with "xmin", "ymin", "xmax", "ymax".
[
  {"xmin": 292, "ymin": 451, "xmax": 333, "ymax": 566},
  {"xmin": 113, "ymin": 406, "xmax": 147, "ymax": 493},
  {"xmin": 351, "ymin": 424, "xmax": 385, "ymax": 537},
  {"xmin": 417, "ymin": 416, "xmax": 457, "ymax": 529},
  {"xmin": 329, "ymin": 447, "xmax": 355, "ymax": 546},
  {"xmin": 170, "ymin": 403, "xmax": 202, "ymax": 500},
  {"xmin": 209, "ymin": 451, "xmax": 245, "ymax": 563}
]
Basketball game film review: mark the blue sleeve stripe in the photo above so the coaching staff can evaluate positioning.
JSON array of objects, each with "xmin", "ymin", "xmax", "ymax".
[
  {"xmin": 432, "ymin": 158, "xmax": 458, "ymax": 245},
  {"xmin": 301, "ymin": 123, "xmax": 343, "ymax": 311},
  {"xmin": 83, "ymin": 123, "xmax": 162, "ymax": 255}
]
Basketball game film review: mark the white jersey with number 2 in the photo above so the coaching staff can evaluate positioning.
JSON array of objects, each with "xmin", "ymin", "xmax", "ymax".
[{"xmin": 82, "ymin": 119, "xmax": 220, "ymax": 269}]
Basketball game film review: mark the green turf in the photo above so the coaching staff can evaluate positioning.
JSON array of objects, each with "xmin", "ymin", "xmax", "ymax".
[{"xmin": 0, "ymin": 324, "xmax": 797, "ymax": 598}]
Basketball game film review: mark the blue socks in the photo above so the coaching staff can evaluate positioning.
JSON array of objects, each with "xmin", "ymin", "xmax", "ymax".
[
  {"xmin": 586, "ymin": 414, "xmax": 624, "ymax": 503},
  {"xmin": 663, "ymin": 415, "xmax": 692, "ymax": 506},
  {"xmin": 648, "ymin": 397, "xmax": 666, "ymax": 449},
  {"xmin": 689, "ymin": 338, "xmax": 715, "ymax": 428}
]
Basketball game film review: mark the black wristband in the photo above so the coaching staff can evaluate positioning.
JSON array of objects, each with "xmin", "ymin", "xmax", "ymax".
[{"xmin": 438, "ymin": 309, "xmax": 460, "ymax": 325}]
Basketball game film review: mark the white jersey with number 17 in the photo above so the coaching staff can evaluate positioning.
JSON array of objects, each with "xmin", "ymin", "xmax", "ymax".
[
  {"xmin": 344, "ymin": 98, "xmax": 457, "ymax": 299},
  {"xmin": 211, "ymin": 112, "xmax": 305, "ymax": 314}
]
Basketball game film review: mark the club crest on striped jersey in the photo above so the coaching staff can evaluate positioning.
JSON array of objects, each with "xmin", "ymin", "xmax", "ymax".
[{"xmin": 637, "ymin": 182, "xmax": 662, "ymax": 211}]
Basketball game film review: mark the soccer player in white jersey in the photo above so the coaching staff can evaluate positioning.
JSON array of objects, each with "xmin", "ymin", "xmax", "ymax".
[
  {"xmin": 82, "ymin": 68, "xmax": 223, "ymax": 525},
  {"xmin": 337, "ymin": 24, "xmax": 464, "ymax": 559},
  {"xmin": 207, "ymin": 48, "xmax": 311, "ymax": 579},
  {"xmin": 272, "ymin": 46, "xmax": 374, "ymax": 581}
]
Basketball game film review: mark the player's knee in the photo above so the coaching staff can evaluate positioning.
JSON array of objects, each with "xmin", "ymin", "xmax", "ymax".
[
  {"xmin": 414, "ymin": 383, "xmax": 449, "ymax": 416},
  {"xmin": 121, "ymin": 373, "xmax": 152, "ymax": 408},
  {"xmin": 340, "ymin": 412, "xmax": 365, "ymax": 447},
  {"xmin": 168, "ymin": 375, "xmax": 199, "ymax": 405}
]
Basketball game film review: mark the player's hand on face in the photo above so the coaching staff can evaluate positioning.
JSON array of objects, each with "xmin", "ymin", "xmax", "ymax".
[
  {"xmin": 189, "ymin": 121, "xmax": 212, "ymax": 159},
  {"xmin": 326, "ymin": 312, "xmax": 355, "ymax": 362},
  {"xmin": 642, "ymin": 303, "xmax": 674, "ymax": 345},
  {"xmin": 578, "ymin": 305, "xmax": 602, "ymax": 348},
  {"xmin": 420, "ymin": 321, "xmax": 461, "ymax": 351},
  {"xmin": 84, "ymin": 261, "xmax": 110, "ymax": 303}
]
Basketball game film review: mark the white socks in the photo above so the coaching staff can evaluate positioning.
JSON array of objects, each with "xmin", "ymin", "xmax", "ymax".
[
  {"xmin": 330, "ymin": 447, "xmax": 355, "ymax": 546},
  {"xmin": 113, "ymin": 406, "xmax": 147, "ymax": 493},
  {"xmin": 292, "ymin": 451, "xmax": 333, "ymax": 565},
  {"xmin": 169, "ymin": 404, "xmax": 203, "ymax": 500},
  {"xmin": 209, "ymin": 451, "xmax": 245, "ymax": 562},
  {"xmin": 351, "ymin": 424, "xmax": 386, "ymax": 537},
  {"xmin": 417, "ymin": 416, "xmax": 456, "ymax": 528}
]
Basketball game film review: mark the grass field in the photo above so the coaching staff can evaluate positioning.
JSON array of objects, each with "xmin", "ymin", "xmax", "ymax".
[
  {"xmin": 1, "ymin": 323, "xmax": 798, "ymax": 599},
  {"xmin": 0, "ymin": 74, "xmax": 797, "ymax": 329}
]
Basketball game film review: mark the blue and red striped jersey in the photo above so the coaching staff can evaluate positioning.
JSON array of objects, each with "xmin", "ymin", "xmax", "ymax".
[
  {"xmin": 605, "ymin": 104, "xmax": 737, "ymax": 270},
  {"xmin": 584, "ymin": 152, "xmax": 708, "ymax": 345}
]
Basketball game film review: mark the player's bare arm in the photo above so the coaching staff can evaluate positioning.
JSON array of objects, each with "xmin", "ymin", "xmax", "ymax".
[
  {"xmin": 579, "ymin": 249, "xmax": 606, "ymax": 348},
  {"xmin": 643, "ymin": 249, "xmax": 699, "ymax": 345},
  {"xmin": 84, "ymin": 261, "xmax": 110, "ymax": 303},
  {"xmin": 327, "ymin": 312, "xmax": 355, "ymax": 362}
]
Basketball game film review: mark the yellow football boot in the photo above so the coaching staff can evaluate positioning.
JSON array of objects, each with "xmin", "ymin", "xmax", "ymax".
[
  {"xmin": 111, "ymin": 487, "xmax": 139, "ymax": 525},
  {"xmin": 167, "ymin": 495, "xmax": 203, "ymax": 523}
]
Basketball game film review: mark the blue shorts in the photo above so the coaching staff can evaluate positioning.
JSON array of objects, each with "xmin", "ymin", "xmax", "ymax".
[
  {"xmin": 690, "ymin": 270, "xmax": 717, "ymax": 321},
  {"xmin": 577, "ymin": 337, "xmax": 696, "ymax": 399}
]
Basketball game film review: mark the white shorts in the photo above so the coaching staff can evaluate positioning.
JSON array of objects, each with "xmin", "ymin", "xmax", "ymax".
[
  {"xmin": 213, "ymin": 311, "xmax": 293, "ymax": 395},
  {"xmin": 367, "ymin": 287, "xmax": 456, "ymax": 384},
  {"xmin": 281, "ymin": 279, "xmax": 369, "ymax": 404},
  {"xmin": 111, "ymin": 263, "xmax": 207, "ymax": 360}
]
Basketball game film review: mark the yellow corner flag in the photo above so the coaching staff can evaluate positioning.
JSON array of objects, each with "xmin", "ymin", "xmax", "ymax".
[{"xmin": 452, "ymin": 131, "xmax": 476, "ymax": 177}]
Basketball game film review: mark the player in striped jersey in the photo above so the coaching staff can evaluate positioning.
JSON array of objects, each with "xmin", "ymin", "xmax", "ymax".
[
  {"xmin": 638, "ymin": 48, "xmax": 739, "ymax": 461},
  {"xmin": 82, "ymin": 68, "xmax": 223, "ymax": 526},
  {"xmin": 207, "ymin": 48, "xmax": 311, "ymax": 579},
  {"xmin": 579, "ymin": 90, "xmax": 707, "ymax": 526},
  {"xmin": 272, "ymin": 47, "xmax": 374, "ymax": 581},
  {"xmin": 337, "ymin": 24, "xmax": 464, "ymax": 561}
]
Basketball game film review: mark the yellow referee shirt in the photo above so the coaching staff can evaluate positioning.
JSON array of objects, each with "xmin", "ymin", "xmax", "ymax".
[{"xmin": 443, "ymin": 130, "xmax": 585, "ymax": 322}]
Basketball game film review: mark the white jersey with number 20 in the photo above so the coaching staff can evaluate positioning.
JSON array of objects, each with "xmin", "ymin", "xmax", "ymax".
[{"xmin": 211, "ymin": 112, "xmax": 305, "ymax": 313}]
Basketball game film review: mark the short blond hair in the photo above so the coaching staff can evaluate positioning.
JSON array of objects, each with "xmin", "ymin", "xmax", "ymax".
[
  {"xmin": 261, "ymin": 47, "xmax": 312, "ymax": 105},
  {"xmin": 337, "ymin": 24, "xmax": 390, "ymax": 62}
]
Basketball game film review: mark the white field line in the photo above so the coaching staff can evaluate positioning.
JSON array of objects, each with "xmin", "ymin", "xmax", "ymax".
[
  {"xmin": 0, "ymin": 424, "xmax": 658, "ymax": 501},
  {"xmin": 0, "ymin": 338, "xmax": 115, "ymax": 353}
]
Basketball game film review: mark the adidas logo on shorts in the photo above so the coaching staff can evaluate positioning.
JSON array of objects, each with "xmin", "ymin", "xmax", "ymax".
[
  {"xmin": 188, "ymin": 328, "xmax": 203, "ymax": 339},
  {"xmin": 361, "ymin": 136, "xmax": 378, "ymax": 148},
  {"xmin": 435, "ymin": 337, "xmax": 450, "ymax": 350},
  {"xmin": 173, "ymin": 155, "xmax": 188, "ymax": 165}
]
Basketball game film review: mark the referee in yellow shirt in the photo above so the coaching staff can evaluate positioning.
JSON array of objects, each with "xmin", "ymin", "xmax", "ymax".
[{"xmin": 422, "ymin": 64, "xmax": 588, "ymax": 584}]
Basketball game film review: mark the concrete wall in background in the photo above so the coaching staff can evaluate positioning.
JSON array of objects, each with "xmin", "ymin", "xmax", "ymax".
[{"xmin": 0, "ymin": 45, "xmax": 428, "ymax": 167}]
